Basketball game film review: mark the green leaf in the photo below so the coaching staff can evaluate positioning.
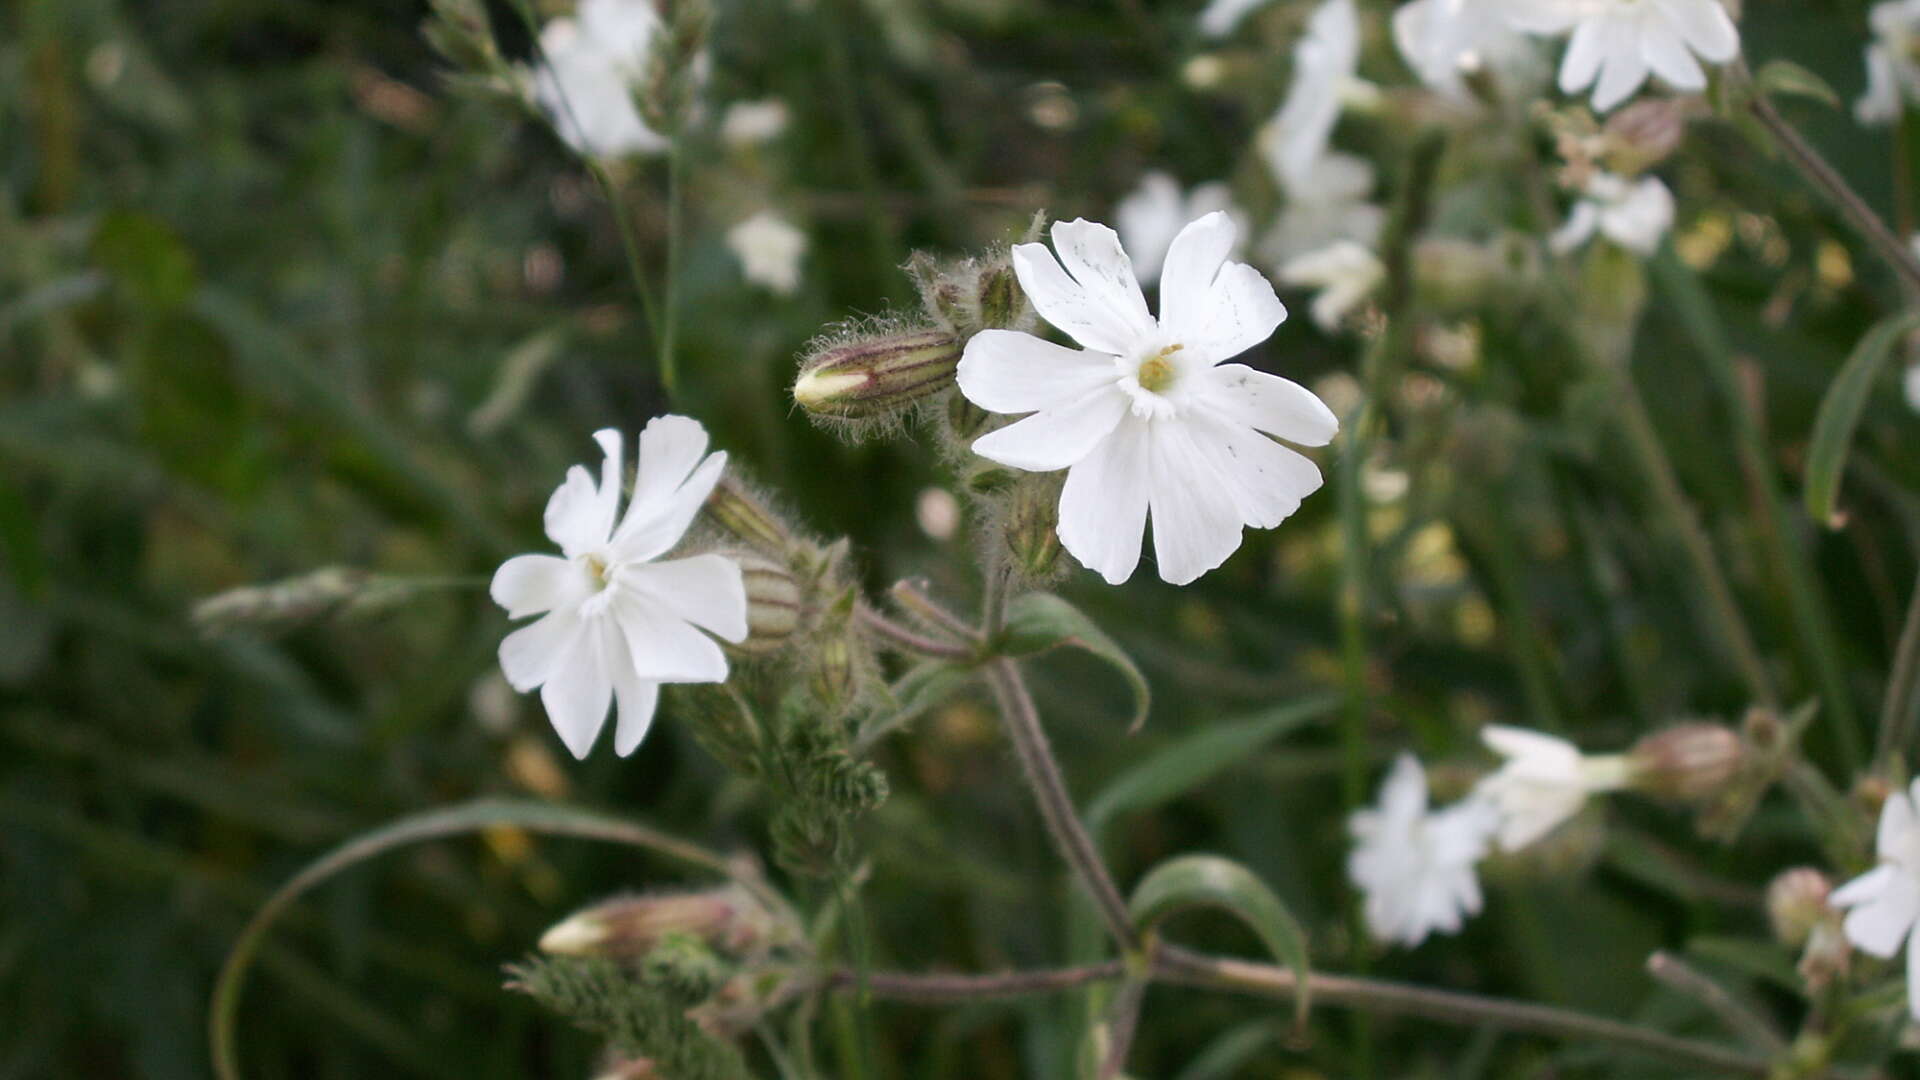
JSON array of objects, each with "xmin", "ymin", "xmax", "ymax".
[
  {"xmin": 1000, "ymin": 592, "xmax": 1149, "ymax": 730},
  {"xmin": 91, "ymin": 210, "xmax": 199, "ymax": 312},
  {"xmin": 1804, "ymin": 310, "xmax": 1920, "ymax": 527},
  {"xmin": 1173, "ymin": 1020, "xmax": 1278, "ymax": 1080},
  {"xmin": 856, "ymin": 660, "xmax": 975, "ymax": 750},
  {"xmin": 1084, "ymin": 694, "xmax": 1339, "ymax": 841},
  {"xmin": 1754, "ymin": 59, "xmax": 1841, "ymax": 110},
  {"xmin": 210, "ymin": 799, "xmax": 763, "ymax": 1080},
  {"xmin": 1128, "ymin": 854, "xmax": 1311, "ymax": 1026}
]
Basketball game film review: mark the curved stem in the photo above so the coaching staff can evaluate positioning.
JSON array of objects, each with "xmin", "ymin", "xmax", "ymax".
[
  {"xmin": 1645, "ymin": 951, "xmax": 1786, "ymax": 1054},
  {"xmin": 985, "ymin": 657, "xmax": 1140, "ymax": 952},
  {"xmin": 856, "ymin": 603, "xmax": 973, "ymax": 661}
]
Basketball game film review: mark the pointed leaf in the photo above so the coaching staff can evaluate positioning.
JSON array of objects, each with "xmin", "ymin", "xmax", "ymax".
[
  {"xmin": 1128, "ymin": 854, "xmax": 1311, "ymax": 1025},
  {"xmin": 1085, "ymin": 694, "xmax": 1339, "ymax": 840},
  {"xmin": 1000, "ymin": 592, "xmax": 1149, "ymax": 729},
  {"xmin": 855, "ymin": 660, "xmax": 976, "ymax": 750},
  {"xmin": 1804, "ymin": 310, "xmax": 1920, "ymax": 527},
  {"xmin": 1755, "ymin": 60, "xmax": 1840, "ymax": 110}
]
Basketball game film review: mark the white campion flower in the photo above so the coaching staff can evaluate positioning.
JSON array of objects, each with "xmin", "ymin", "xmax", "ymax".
[
  {"xmin": 1906, "ymin": 362, "xmax": 1920, "ymax": 415},
  {"xmin": 1858, "ymin": 1, "xmax": 1920, "ymax": 125},
  {"xmin": 1832, "ymin": 778, "xmax": 1920, "ymax": 1019},
  {"xmin": 492, "ymin": 418, "xmax": 748, "ymax": 760},
  {"xmin": 1261, "ymin": 153, "xmax": 1387, "ymax": 267},
  {"xmin": 1392, "ymin": 0, "xmax": 1531, "ymax": 97},
  {"xmin": 1474, "ymin": 725, "xmax": 1634, "ymax": 851},
  {"xmin": 1349, "ymin": 754, "xmax": 1499, "ymax": 947},
  {"xmin": 1197, "ymin": 0, "xmax": 1274, "ymax": 38},
  {"xmin": 1279, "ymin": 240, "xmax": 1385, "ymax": 332},
  {"xmin": 1263, "ymin": 0, "xmax": 1371, "ymax": 191},
  {"xmin": 727, "ymin": 211, "xmax": 808, "ymax": 296},
  {"xmin": 1550, "ymin": 171, "xmax": 1676, "ymax": 256},
  {"xmin": 1115, "ymin": 172, "xmax": 1247, "ymax": 286},
  {"xmin": 721, "ymin": 98, "xmax": 791, "ymax": 147},
  {"xmin": 956, "ymin": 214, "xmax": 1338, "ymax": 586},
  {"xmin": 532, "ymin": 0, "xmax": 669, "ymax": 158},
  {"xmin": 1511, "ymin": 0, "xmax": 1740, "ymax": 113}
]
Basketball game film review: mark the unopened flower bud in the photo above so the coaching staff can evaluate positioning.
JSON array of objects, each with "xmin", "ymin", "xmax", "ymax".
[
  {"xmin": 593, "ymin": 1056, "xmax": 660, "ymax": 1080},
  {"xmin": 1853, "ymin": 773, "xmax": 1894, "ymax": 820},
  {"xmin": 731, "ymin": 555, "xmax": 802, "ymax": 655},
  {"xmin": 1005, "ymin": 479, "xmax": 1063, "ymax": 580},
  {"xmin": 793, "ymin": 329, "xmax": 963, "ymax": 420},
  {"xmin": 809, "ymin": 628, "xmax": 859, "ymax": 709},
  {"xmin": 192, "ymin": 567, "xmax": 375, "ymax": 634},
  {"xmin": 975, "ymin": 260, "xmax": 1027, "ymax": 330},
  {"xmin": 1741, "ymin": 705, "xmax": 1784, "ymax": 754},
  {"xmin": 701, "ymin": 475, "xmax": 793, "ymax": 556},
  {"xmin": 1602, "ymin": 98, "xmax": 1697, "ymax": 175},
  {"xmin": 1629, "ymin": 723, "xmax": 1746, "ymax": 802},
  {"xmin": 948, "ymin": 392, "xmax": 992, "ymax": 441},
  {"xmin": 1798, "ymin": 921, "xmax": 1851, "ymax": 992},
  {"xmin": 538, "ymin": 885, "xmax": 775, "ymax": 961},
  {"xmin": 1767, "ymin": 867, "xmax": 1834, "ymax": 948},
  {"xmin": 965, "ymin": 464, "xmax": 1020, "ymax": 495}
]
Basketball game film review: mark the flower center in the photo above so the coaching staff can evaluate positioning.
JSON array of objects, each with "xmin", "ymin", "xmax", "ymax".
[
  {"xmin": 584, "ymin": 553, "xmax": 612, "ymax": 587},
  {"xmin": 1135, "ymin": 344, "xmax": 1183, "ymax": 394}
]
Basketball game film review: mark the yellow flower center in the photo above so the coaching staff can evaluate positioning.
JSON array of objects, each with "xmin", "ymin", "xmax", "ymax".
[
  {"xmin": 1136, "ymin": 344, "xmax": 1183, "ymax": 394},
  {"xmin": 585, "ymin": 553, "xmax": 612, "ymax": 588}
]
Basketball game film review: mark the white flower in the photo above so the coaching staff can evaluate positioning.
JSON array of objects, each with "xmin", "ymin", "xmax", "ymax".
[
  {"xmin": 1392, "ymin": 0, "xmax": 1532, "ymax": 97},
  {"xmin": 532, "ymin": 0, "xmax": 669, "ymax": 158},
  {"xmin": 1349, "ymin": 754, "xmax": 1498, "ymax": 947},
  {"xmin": 1550, "ymin": 171, "xmax": 1675, "ymax": 256},
  {"xmin": 721, "ymin": 98, "xmax": 791, "ymax": 147},
  {"xmin": 727, "ymin": 211, "xmax": 808, "ymax": 296},
  {"xmin": 1858, "ymin": 1, "xmax": 1920, "ymax": 125},
  {"xmin": 1279, "ymin": 240, "xmax": 1385, "ymax": 332},
  {"xmin": 1832, "ymin": 778, "xmax": 1920, "ymax": 1019},
  {"xmin": 1198, "ymin": 0, "xmax": 1274, "ymax": 37},
  {"xmin": 1263, "ymin": 0, "xmax": 1371, "ymax": 191},
  {"xmin": 1513, "ymin": 0, "xmax": 1740, "ymax": 113},
  {"xmin": 1473, "ymin": 725, "xmax": 1634, "ymax": 851},
  {"xmin": 492, "ymin": 418, "xmax": 748, "ymax": 759},
  {"xmin": 1262, "ymin": 153, "xmax": 1387, "ymax": 267},
  {"xmin": 1906, "ymin": 361, "xmax": 1920, "ymax": 414},
  {"xmin": 956, "ymin": 214, "xmax": 1338, "ymax": 586},
  {"xmin": 1116, "ymin": 172, "xmax": 1247, "ymax": 286}
]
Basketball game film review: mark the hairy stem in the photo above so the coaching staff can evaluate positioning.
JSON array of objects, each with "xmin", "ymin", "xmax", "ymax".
[
  {"xmin": 856, "ymin": 603, "xmax": 974, "ymax": 661},
  {"xmin": 984, "ymin": 658, "xmax": 1140, "ymax": 951},
  {"xmin": 1098, "ymin": 976, "xmax": 1149, "ymax": 1080},
  {"xmin": 889, "ymin": 580, "xmax": 982, "ymax": 643},
  {"xmin": 1645, "ymin": 951, "xmax": 1786, "ymax": 1054},
  {"xmin": 1881, "ymin": 569, "xmax": 1920, "ymax": 763},
  {"xmin": 660, "ymin": 141, "xmax": 685, "ymax": 399}
]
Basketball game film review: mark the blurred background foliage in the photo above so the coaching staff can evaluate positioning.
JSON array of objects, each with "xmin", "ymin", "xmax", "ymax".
[{"xmin": 5, "ymin": 0, "xmax": 1920, "ymax": 1076}]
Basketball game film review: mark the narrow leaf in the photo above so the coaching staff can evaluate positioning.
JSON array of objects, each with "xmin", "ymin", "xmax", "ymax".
[
  {"xmin": 1085, "ymin": 694, "xmax": 1339, "ymax": 840},
  {"xmin": 1754, "ymin": 59, "xmax": 1841, "ymax": 110},
  {"xmin": 856, "ymin": 660, "xmax": 975, "ymax": 750},
  {"xmin": 1128, "ymin": 854, "xmax": 1311, "ymax": 1025},
  {"xmin": 211, "ymin": 799, "xmax": 754, "ymax": 1080},
  {"xmin": 1001, "ymin": 592, "xmax": 1149, "ymax": 730},
  {"xmin": 1805, "ymin": 310, "xmax": 1920, "ymax": 526}
]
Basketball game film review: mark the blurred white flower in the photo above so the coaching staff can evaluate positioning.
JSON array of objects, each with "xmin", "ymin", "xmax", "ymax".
[
  {"xmin": 1392, "ymin": 0, "xmax": 1531, "ymax": 97},
  {"xmin": 1473, "ymin": 725, "xmax": 1633, "ymax": 851},
  {"xmin": 1279, "ymin": 240, "xmax": 1385, "ymax": 332},
  {"xmin": 721, "ymin": 98, "xmax": 791, "ymax": 146},
  {"xmin": 1349, "ymin": 754, "xmax": 1498, "ymax": 947},
  {"xmin": 1512, "ymin": 0, "xmax": 1740, "ymax": 113},
  {"xmin": 492, "ymin": 419, "xmax": 748, "ymax": 759},
  {"xmin": 1198, "ymin": 0, "xmax": 1274, "ymax": 37},
  {"xmin": 1264, "ymin": 0, "xmax": 1372, "ymax": 190},
  {"xmin": 1858, "ymin": 1, "xmax": 1920, "ymax": 125},
  {"xmin": 1906, "ymin": 362, "xmax": 1920, "ymax": 414},
  {"xmin": 727, "ymin": 211, "xmax": 808, "ymax": 296},
  {"xmin": 957, "ymin": 214, "xmax": 1338, "ymax": 585},
  {"xmin": 1116, "ymin": 172, "xmax": 1247, "ymax": 286},
  {"xmin": 532, "ymin": 0, "xmax": 669, "ymax": 158},
  {"xmin": 1832, "ymin": 778, "xmax": 1920, "ymax": 1019},
  {"xmin": 1262, "ymin": 153, "xmax": 1387, "ymax": 267},
  {"xmin": 1550, "ymin": 172, "xmax": 1675, "ymax": 256}
]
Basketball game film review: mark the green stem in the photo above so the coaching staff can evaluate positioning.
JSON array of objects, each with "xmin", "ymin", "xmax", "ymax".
[
  {"xmin": 660, "ymin": 142, "xmax": 685, "ymax": 399},
  {"xmin": 1880, "ymin": 569, "xmax": 1920, "ymax": 763}
]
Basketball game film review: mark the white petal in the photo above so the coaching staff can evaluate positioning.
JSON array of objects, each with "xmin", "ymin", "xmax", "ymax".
[
  {"xmin": 613, "ymin": 452, "xmax": 728, "ymax": 563},
  {"xmin": 1908, "ymin": 924, "xmax": 1920, "ymax": 1021},
  {"xmin": 1550, "ymin": 202, "xmax": 1602, "ymax": 254},
  {"xmin": 612, "ymin": 598, "xmax": 731, "ymax": 682},
  {"xmin": 1168, "ymin": 259, "xmax": 1288, "ymax": 364},
  {"xmin": 500, "ymin": 608, "xmax": 586, "ymax": 692},
  {"xmin": 629, "ymin": 414, "xmax": 710, "ymax": 513},
  {"xmin": 1601, "ymin": 179, "xmax": 1675, "ymax": 255},
  {"xmin": 956, "ymin": 329, "xmax": 1119, "ymax": 415},
  {"xmin": 1832, "ymin": 863, "xmax": 1899, "ymax": 909},
  {"xmin": 541, "ymin": 634, "xmax": 613, "ymax": 759},
  {"xmin": 624, "ymin": 553, "xmax": 749, "ymax": 643},
  {"xmin": 1379, "ymin": 753, "xmax": 1430, "ymax": 820},
  {"xmin": 1482, "ymin": 725, "xmax": 1581, "ymax": 771},
  {"xmin": 1592, "ymin": 29, "xmax": 1651, "ymax": 111},
  {"xmin": 492, "ymin": 554, "xmax": 593, "ymax": 620},
  {"xmin": 545, "ymin": 466, "xmax": 609, "ymax": 559},
  {"xmin": 1057, "ymin": 416, "xmax": 1152, "ymax": 584},
  {"xmin": 1652, "ymin": 0, "xmax": 1737, "ymax": 63},
  {"xmin": 1050, "ymin": 219, "xmax": 1156, "ymax": 339},
  {"xmin": 1147, "ymin": 419, "xmax": 1247, "ymax": 585},
  {"xmin": 610, "ymin": 658, "xmax": 662, "ymax": 757},
  {"xmin": 971, "ymin": 388, "xmax": 1129, "ymax": 472},
  {"xmin": 1882, "ymin": 788, "xmax": 1920, "ymax": 859},
  {"xmin": 1640, "ymin": 20, "xmax": 1706, "ymax": 91},
  {"xmin": 1858, "ymin": 47, "xmax": 1903, "ymax": 126},
  {"xmin": 1841, "ymin": 871, "xmax": 1920, "ymax": 958},
  {"xmin": 1559, "ymin": 18, "xmax": 1609, "ymax": 92},
  {"xmin": 1158, "ymin": 212, "xmax": 1239, "ymax": 339},
  {"xmin": 1011, "ymin": 242, "xmax": 1146, "ymax": 356},
  {"xmin": 1115, "ymin": 172, "xmax": 1185, "ymax": 285},
  {"xmin": 1186, "ymin": 409, "xmax": 1321, "ymax": 529},
  {"xmin": 1204, "ymin": 363, "xmax": 1339, "ymax": 446}
]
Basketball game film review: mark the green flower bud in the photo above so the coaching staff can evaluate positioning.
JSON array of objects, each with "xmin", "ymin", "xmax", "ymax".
[
  {"xmin": 793, "ymin": 330, "xmax": 963, "ymax": 420},
  {"xmin": 975, "ymin": 260, "xmax": 1027, "ymax": 330},
  {"xmin": 948, "ymin": 392, "xmax": 992, "ymax": 442},
  {"xmin": 1005, "ymin": 479, "xmax": 1063, "ymax": 580},
  {"xmin": 808, "ymin": 629, "xmax": 859, "ymax": 710},
  {"xmin": 701, "ymin": 475, "xmax": 793, "ymax": 556},
  {"xmin": 733, "ymin": 555, "xmax": 803, "ymax": 655},
  {"xmin": 965, "ymin": 464, "xmax": 1020, "ymax": 495}
]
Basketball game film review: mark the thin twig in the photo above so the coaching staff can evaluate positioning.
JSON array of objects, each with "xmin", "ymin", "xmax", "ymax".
[
  {"xmin": 985, "ymin": 658, "xmax": 1141, "ymax": 952},
  {"xmin": 1098, "ymin": 976, "xmax": 1149, "ymax": 1080},
  {"xmin": 856, "ymin": 603, "xmax": 974, "ymax": 661},
  {"xmin": 1645, "ymin": 951, "xmax": 1788, "ymax": 1054},
  {"xmin": 825, "ymin": 962, "xmax": 1125, "ymax": 1002}
]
